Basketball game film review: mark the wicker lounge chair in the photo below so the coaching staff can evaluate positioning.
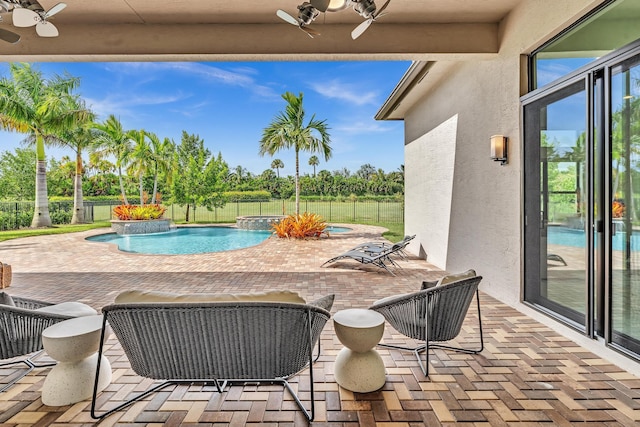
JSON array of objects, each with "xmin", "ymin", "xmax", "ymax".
[
  {"xmin": 369, "ymin": 274, "xmax": 484, "ymax": 376},
  {"xmin": 0, "ymin": 293, "xmax": 97, "ymax": 392},
  {"xmin": 91, "ymin": 299, "xmax": 333, "ymax": 421}
]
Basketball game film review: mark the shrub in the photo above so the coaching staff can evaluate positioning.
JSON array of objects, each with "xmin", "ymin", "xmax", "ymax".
[
  {"xmin": 224, "ymin": 191, "xmax": 271, "ymax": 202},
  {"xmin": 113, "ymin": 204, "xmax": 166, "ymax": 220},
  {"xmin": 272, "ymin": 212, "xmax": 328, "ymax": 239}
]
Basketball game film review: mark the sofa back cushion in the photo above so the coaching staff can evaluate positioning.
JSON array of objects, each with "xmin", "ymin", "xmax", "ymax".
[
  {"xmin": 34, "ymin": 301, "xmax": 98, "ymax": 317},
  {"xmin": 437, "ymin": 269, "xmax": 477, "ymax": 287},
  {"xmin": 0, "ymin": 291, "xmax": 15, "ymax": 306},
  {"xmin": 115, "ymin": 289, "xmax": 306, "ymax": 304}
]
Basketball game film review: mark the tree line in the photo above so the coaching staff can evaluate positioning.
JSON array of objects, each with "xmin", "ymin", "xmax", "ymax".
[{"xmin": 0, "ymin": 64, "xmax": 403, "ymax": 226}]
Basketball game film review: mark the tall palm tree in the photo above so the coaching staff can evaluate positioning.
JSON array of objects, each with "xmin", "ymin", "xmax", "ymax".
[
  {"xmin": 125, "ymin": 129, "xmax": 153, "ymax": 204},
  {"xmin": 0, "ymin": 63, "xmax": 93, "ymax": 227},
  {"xmin": 55, "ymin": 100, "xmax": 97, "ymax": 224},
  {"xmin": 147, "ymin": 132, "xmax": 174, "ymax": 204},
  {"xmin": 271, "ymin": 158, "xmax": 284, "ymax": 178},
  {"xmin": 92, "ymin": 115, "xmax": 133, "ymax": 204},
  {"xmin": 308, "ymin": 155, "xmax": 319, "ymax": 177},
  {"xmin": 260, "ymin": 91, "xmax": 331, "ymax": 214}
]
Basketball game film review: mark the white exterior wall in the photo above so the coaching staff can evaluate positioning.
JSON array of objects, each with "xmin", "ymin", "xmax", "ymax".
[{"xmin": 403, "ymin": 0, "xmax": 603, "ymax": 306}]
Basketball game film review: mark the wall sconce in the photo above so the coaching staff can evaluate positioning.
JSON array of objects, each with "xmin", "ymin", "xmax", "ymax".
[{"xmin": 490, "ymin": 135, "xmax": 508, "ymax": 165}]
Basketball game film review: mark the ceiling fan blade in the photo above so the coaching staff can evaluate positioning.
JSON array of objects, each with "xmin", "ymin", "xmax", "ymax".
[
  {"xmin": 44, "ymin": 2, "xmax": 67, "ymax": 19},
  {"xmin": 276, "ymin": 9, "xmax": 299, "ymax": 26},
  {"xmin": 36, "ymin": 21, "xmax": 58, "ymax": 37},
  {"xmin": 376, "ymin": 0, "xmax": 391, "ymax": 16},
  {"xmin": 310, "ymin": 0, "xmax": 330, "ymax": 13},
  {"xmin": 0, "ymin": 27, "xmax": 20, "ymax": 44},
  {"xmin": 12, "ymin": 8, "xmax": 39, "ymax": 28},
  {"xmin": 351, "ymin": 19, "xmax": 372, "ymax": 40},
  {"xmin": 0, "ymin": 1, "xmax": 14, "ymax": 13},
  {"xmin": 301, "ymin": 25, "xmax": 321, "ymax": 38}
]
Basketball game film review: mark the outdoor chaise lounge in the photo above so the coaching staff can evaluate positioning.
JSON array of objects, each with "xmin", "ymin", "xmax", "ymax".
[
  {"xmin": 0, "ymin": 292, "xmax": 97, "ymax": 392},
  {"xmin": 369, "ymin": 270, "xmax": 484, "ymax": 376},
  {"xmin": 91, "ymin": 290, "xmax": 334, "ymax": 421},
  {"xmin": 350, "ymin": 234, "xmax": 415, "ymax": 260},
  {"xmin": 321, "ymin": 240, "xmax": 409, "ymax": 275}
]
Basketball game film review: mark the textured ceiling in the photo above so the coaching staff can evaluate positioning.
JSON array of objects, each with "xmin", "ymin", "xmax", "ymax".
[{"xmin": 0, "ymin": 0, "xmax": 524, "ymax": 61}]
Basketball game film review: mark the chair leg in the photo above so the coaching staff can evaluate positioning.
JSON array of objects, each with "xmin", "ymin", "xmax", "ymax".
[
  {"xmin": 378, "ymin": 291, "xmax": 484, "ymax": 377},
  {"xmin": 377, "ymin": 342, "xmax": 430, "ymax": 375},
  {"xmin": 313, "ymin": 338, "xmax": 322, "ymax": 363},
  {"xmin": 0, "ymin": 350, "xmax": 56, "ymax": 393}
]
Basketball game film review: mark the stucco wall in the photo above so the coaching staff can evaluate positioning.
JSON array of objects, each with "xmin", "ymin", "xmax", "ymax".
[{"xmin": 402, "ymin": 0, "xmax": 604, "ymax": 306}]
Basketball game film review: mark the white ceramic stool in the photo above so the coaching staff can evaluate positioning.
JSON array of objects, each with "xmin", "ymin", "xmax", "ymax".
[
  {"xmin": 41, "ymin": 314, "xmax": 112, "ymax": 406},
  {"xmin": 333, "ymin": 308, "xmax": 386, "ymax": 393}
]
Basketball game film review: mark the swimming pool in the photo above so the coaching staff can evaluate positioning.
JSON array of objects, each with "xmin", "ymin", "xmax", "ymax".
[
  {"xmin": 325, "ymin": 226, "xmax": 351, "ymax": 233},
  {"xmin": 548, "ymin": 226, "xmax": 639, "ymax": 251},
  {"xmin": 87, "ymin": 225, "xmax": 351, "ymax": 255},
  {"xmin": 87, "ymin": 227, "xmax": 272, "ymax": 255}
]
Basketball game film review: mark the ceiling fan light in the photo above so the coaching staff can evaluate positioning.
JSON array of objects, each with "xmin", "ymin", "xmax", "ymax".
[{"xmin": 327, "ymin": 0, "xmax": 349, "ymax": 12}]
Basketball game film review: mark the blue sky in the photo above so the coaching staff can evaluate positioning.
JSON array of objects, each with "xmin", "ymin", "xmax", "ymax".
[{"xmin": 0, "ymin": 61, "xmax": 410, "ymax": 176}]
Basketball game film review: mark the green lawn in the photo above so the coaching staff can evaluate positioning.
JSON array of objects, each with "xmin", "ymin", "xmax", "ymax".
[
  {"xmin": 0, "ymin": 222, "xmax": 111, "ymax": 242},
  {"xmin": 91, "ymin": 200, "xmax": 404, "ymax": 225}
]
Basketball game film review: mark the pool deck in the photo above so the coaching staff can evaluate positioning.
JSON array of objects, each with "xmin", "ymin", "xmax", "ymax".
[{"xmin": 1, "ymin": 224, "xmax": 640, "ymax": 425}]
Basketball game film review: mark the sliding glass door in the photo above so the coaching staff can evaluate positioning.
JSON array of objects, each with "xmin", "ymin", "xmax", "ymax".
[
  {"xmin": 610, "ymin": 56, "xmax": 640, "ymax": 355},
  {"xmin": 524, "ymin": 80, "xmax": 590, "ymax": 329},
  {"xmin": 524, "ymin": 44, "xmax": 640, "ymax": 358}
]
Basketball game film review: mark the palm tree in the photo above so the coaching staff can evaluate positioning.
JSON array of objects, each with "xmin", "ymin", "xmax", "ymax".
[
  {"xmin": 147, "ymin": 132, "xmax": 174, "ymax": 204},
  {"xmin": 0, "ymin": 63, "xmax": 93, "ymax": 227},
  {"xmin": 260, "ymin": 91, "xmax": 331, "ymax": 214},
  {"xmin": 271, "ymin": 159, "xmax": 284, "ymax": 178},
  {"xmin": 308, "ymin": 155, "xmax": 319, "ymax": 177},
  {"xmin": 92, "ymin": 115, "xmax": 133, "ymax": 204},
  {"xmin": 125, "ymin": 129, "xmax": 153, "ymax": 204},
  {"xmin": 55, "ymin": 100, "xmax": 97, "ymax": 224},
  {"xmin": 229, "ymin": 165, "xmax": 249, "ymax": 187}
]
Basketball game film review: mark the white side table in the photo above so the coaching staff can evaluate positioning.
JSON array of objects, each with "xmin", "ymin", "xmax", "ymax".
[
  {"xmin": 333, "ymin": 308, "xmax": 386, "ymax": 393},
  {"xmin": 41, "ymin": 314, "xmax": 112, "ymax": 406}
]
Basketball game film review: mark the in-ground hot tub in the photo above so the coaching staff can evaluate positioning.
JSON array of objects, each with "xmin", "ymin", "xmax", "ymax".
[{"xmin": 236, "ymin": 215, "xmax": 285, "ymax": 231}]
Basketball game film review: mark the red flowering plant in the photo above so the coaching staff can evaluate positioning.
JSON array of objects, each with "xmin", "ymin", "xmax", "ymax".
[
  {"xmin": 113, "ymin": 193, "xmax": 166, "ymax": 220},
  {"xmin": 612, "ymin": 200, "xmax": 625, "ymax": 219},
  {"xmin": 272, "ymin": 212, "xmax": 328, "ymax": 239},
  {"xmin": 113, "ymin": 204, "xmax": 166, "ymax": 220}
]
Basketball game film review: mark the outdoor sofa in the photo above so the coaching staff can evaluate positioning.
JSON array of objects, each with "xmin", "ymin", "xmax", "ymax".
[{"xmin": 91, "ymin": 290, "xmax": 334, "ymax": 421}]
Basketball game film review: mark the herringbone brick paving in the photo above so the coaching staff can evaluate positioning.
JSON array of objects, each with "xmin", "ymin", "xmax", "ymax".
[{"xmin": 1, "ymin": 224, "xmax": 639, "ymax": 425}]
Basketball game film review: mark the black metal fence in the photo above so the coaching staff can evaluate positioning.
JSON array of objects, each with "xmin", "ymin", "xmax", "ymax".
[{"xmin": 0, "ymin": 199, "xmax": 404, "ymax": 231}]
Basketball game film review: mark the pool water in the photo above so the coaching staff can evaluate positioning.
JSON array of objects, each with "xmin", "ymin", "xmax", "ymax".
[
  {"xmin": 87, "ymin": 227, "xmax": 272, "ymax": 255},
  {"xmin": 325, "ymin": 226, "xmax": 351, "ymax": 233},
  {"xmin": 87, "ymin": 225, "xmax": 351, "ymax": 255},
  {"xmin": 548, "ymin": 226, "xmax": 639, "ymax": 251}
]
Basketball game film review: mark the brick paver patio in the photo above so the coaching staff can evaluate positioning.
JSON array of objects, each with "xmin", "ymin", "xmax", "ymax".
[{"xmin": 1, "ymin": 224, "xmax": 639, "ymax": 425}]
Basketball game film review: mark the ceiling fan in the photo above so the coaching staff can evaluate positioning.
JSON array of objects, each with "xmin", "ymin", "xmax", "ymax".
[
  {"xmin": 0, "ymin": 0, "xmax": 66, "ymax": 39},
  {"xmin": 276, "ymin": 2, "xmax": 321, "ymax": 38},
  {"xmin": 0, "ymin": 0, "xmax": 20, "ymax": 43},
  {"xmin": 351, "ymin": 0, "xmax": 391, "ymax": 40},
  {"xmin": 277, "ymin": 0, "xmax": 391, "ymax": 40}
]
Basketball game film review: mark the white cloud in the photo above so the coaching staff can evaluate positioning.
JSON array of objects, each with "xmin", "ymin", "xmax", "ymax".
[
  {"xmin": 104, "ymin": 62, "xmax": 278, "ymax": 98},
  {"xmin": 334, "ymin": 120, "xmax": 394, "ymax": 134},
  {"xmin": 309, "ymin": 79, "xmax": 379, "ymax": 106},
  {"xmin": 84, "ymin": 92, "xmax": 189, "ymax": 121}
]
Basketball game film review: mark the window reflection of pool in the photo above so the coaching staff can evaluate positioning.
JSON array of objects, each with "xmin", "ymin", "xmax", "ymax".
[{"xmin": 548, "ymin": 226, "xmax": 638, "ymax": 251}]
